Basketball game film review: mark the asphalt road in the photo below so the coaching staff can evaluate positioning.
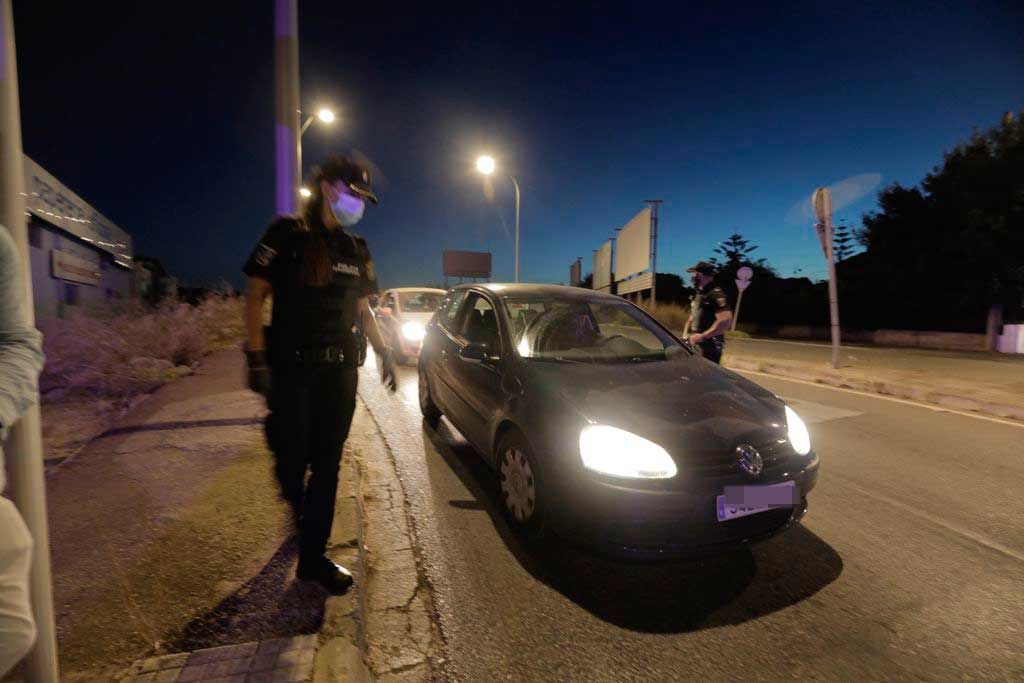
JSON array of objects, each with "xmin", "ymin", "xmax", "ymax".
[{"xmin": 358, "ymin": 355, "xmax": 1024, "ymax": 681}]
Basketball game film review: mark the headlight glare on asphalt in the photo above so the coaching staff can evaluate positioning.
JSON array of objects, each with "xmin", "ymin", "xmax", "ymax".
[
  {"xmin": 785, "ymin": 405, "xmax": 811, "ymax": 455},
  {"xmin": 402, "ymin": 321, "xmax": 426, "ymax": 342},
  {"xmin": 579, "ymin": 425, "xmax": 677, "ymax": 479}
]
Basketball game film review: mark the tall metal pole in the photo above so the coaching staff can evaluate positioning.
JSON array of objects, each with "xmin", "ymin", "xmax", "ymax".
[
  {"xmin": 274, "ymin": 0, "xmax": 300, "ymax": 214},
  {"xmin": 644, "ymin": 199, "xmax": 662, "ymax": 304},
  {"xmin": 511, "ymin": 176, "xmax": 520, "ymax": 283},
  {"xmin": 825, "ymin": 213, "xmax": 841, "ymax": 368},
  {"xmin": 0, "ymin": 3, "xmax": 59, "ymax": 680}
]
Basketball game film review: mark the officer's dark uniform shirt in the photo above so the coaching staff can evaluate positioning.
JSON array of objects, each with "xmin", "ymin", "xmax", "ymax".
[
  {"xmin": 690, "ymin": 284, "xmax": 731, "ymax": 336},
  {"xmin": 243, "ymin": 217, "xmax": 377, "ymax": 362}
]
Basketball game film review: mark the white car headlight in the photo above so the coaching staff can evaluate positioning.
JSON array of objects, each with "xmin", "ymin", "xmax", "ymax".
[
  {"xmin": 579, "ymin": 425, "xmax": 677, "ymax": 479},
  {"xmin": 401, "ymin": 321, "xmax": 426, "ymax": 342},
  {"xmin": 785, "ymin": 405, "xmax": 811, "ymax": 456}
]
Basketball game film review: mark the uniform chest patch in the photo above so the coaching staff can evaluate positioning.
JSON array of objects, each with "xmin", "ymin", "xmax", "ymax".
[{"xmin": 333, "ymin": 262, "xmax": 361, "ymax": 277}]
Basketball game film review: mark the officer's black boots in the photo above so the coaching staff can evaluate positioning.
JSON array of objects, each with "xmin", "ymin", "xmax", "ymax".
[{"xmin": 297, "ymin": 556, "xmax": 354, "ymax": 595}]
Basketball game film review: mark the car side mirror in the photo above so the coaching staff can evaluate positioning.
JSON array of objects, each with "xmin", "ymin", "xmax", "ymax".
[{"xmin": 460, "ymin": 341, "xmax": 498, "ymax": 366}]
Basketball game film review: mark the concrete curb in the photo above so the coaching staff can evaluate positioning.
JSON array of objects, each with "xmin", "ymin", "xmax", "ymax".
[
  {"xmin": 724, "ymin": 356, "xmax": 1024, "ymax": 422},
  {"xmin": 313, "ymin": 400, "xmax": 444, "ymax": 682}
]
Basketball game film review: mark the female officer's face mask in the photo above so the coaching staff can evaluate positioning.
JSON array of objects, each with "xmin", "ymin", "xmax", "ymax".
[{"xmin": 329, "ymin": 188, "xmax": 365, "ymax": 227}]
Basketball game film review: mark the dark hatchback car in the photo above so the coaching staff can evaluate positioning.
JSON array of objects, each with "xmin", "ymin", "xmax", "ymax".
[{"xmin": 417, "ymin": 284, "xmax": 819, "ymax": 559}]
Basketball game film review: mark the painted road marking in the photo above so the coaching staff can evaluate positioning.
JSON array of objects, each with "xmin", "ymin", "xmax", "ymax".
[
  {"xmin": 779, "ymin": 397, "xmax": 862, "ymax": 424},
  {"xmin": 830, "ymin": 472, "xmax": 1024, "ymax": 565},
  {"xmin": 739, "ymin": 369, "xmax": 1024, "ymax": 430}
]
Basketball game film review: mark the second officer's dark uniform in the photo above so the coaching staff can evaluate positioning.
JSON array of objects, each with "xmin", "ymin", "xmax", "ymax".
[
  {"xmin": 688, "ymin": 263, "xmax": 732, "ymax": 364},
  {"xmin": 243, "ymin": 211, "xmax": 377, "ymax": 585}
]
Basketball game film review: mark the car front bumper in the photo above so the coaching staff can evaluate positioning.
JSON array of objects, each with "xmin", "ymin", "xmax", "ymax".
[{"xmin": 548, "ymin": 454, "xmax": 819, "ymax": 561}]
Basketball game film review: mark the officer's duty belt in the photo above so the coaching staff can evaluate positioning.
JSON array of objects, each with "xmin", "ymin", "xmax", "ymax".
[{"xmin": 289, "ymin": 346, "xmax": 350, "ymax": 365}]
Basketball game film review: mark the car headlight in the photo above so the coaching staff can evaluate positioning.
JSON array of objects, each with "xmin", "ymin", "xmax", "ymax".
[
  {"xmin": 579, "ymin": 425, "xmax": 677, "ymax": 479},
  {"xmin": 785, "ymin": 405, "xmax": 811, "ymax": 455},
  {"xmin": 401, "ymin": 321, "xmax": 426, "ymax": 342}
]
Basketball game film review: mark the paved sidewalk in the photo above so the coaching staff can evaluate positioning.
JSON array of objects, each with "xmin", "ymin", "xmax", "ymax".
[
  {"xmin": 724, "ymin": 337, "xmax": 1024, "ymax": 420},
  {"xmin": 119, "ymin": 636, "xmax": 316, "ymax": 683}
]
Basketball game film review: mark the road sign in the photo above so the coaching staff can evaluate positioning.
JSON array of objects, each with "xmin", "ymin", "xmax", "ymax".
[{"xmin": 733, "ymin": 267, "xmax": 753, "ymax": 329}]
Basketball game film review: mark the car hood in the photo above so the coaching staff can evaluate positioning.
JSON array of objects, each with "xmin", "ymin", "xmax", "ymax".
[{"xmin": 522, "ymin": 355, "xmax": 788, "ymax": 462}]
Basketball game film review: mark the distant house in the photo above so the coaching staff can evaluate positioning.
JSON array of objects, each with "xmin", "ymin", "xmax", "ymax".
[{"xmin": 23, "ymin": 156, "xmax": 134, "ymax": 318}]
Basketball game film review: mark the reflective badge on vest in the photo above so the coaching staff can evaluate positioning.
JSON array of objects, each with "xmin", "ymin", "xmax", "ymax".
[
  {"xmin": 334, "ymin": 262, "xmax": 360, "ymax": 277},
  {"xmin": 254, "ymin": 243, "xmax": 276, "ymax": 266}
]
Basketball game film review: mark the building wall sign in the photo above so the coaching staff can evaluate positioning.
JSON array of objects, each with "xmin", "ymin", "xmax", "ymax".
[
  {"xmin": 23, "ymin": 156, "xmax": 133, "ymax": 268},
  {"xmin": 52, "ymin": 250, "xmax": 101, "ymax": 286}
]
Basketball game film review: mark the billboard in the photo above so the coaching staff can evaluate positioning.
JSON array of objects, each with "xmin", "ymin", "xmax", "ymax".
[
  {"xmin": 615, "ymin": 207, "xmax": 650, "ymax": 280},
  {"xmin": 570, "ymin": 259, "xmax": 582, "ymax": 286},
  {"xmin": 593, "ymin": 240, "xmax": 613, "ymax": 292},
  {"xmin": 443, "ymin": 250, "xmax": 492, "ymax": 278},
  {"xmin": 23, "ymin": 156, "xmax": 133, "ymax": 268}
]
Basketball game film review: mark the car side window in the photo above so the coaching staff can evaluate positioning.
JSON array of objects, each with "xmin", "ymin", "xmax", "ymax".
[
  {"xmin": 460, "ymin": 294, "xmax": 501, "ymax": 352},
  {"xmin": 440, "ymin": 290, "xmax": 468, "ymax": 332}
]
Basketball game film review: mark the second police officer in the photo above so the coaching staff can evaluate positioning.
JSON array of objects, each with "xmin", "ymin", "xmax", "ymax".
[
  {"xmin": 243, "ymin": 155, "xmax": 397, "ymax": 594},
  {"xmin": 684, "ymin": 260, "xmax": 734, "ymax": 364}
]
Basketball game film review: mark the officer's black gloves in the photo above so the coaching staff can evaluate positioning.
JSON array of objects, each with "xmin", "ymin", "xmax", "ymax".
[
  {"xmin": 379, "ymin": 347, "xmax": 398, "ymax": 393},
  {"xmin": 246, "ymin": 348, "xmax": 272, "ymax": 398}
]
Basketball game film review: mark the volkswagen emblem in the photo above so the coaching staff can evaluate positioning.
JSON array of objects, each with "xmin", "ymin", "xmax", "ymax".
[{"xmin": 736, "ymin": 444, "xmax": 763, "ymax": 477}]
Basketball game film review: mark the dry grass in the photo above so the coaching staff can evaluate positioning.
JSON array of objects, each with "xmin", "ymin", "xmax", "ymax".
[
  {"xmin": 637, "ymin": 299, "xmax": 691, "ymax": 334},
  {"xmin": 38, "ymin": 296, "xmax": 245, "ymax": 400}
]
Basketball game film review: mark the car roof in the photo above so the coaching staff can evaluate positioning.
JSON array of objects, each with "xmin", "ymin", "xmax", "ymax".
[
  {"xmin": 451, "ymin": 283, "xmax": 624, "ymax": 303},
  {"xmin": 389, "ymin": 287, "xmax": 447, "ymax": 294}
]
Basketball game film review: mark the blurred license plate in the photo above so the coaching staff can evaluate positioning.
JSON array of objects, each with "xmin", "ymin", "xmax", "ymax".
[{"xmin": 716, "ymin": 481, "xmax": 798, "ymax": 522}]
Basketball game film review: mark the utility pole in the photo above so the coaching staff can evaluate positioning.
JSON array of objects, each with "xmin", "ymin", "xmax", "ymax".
[
  {"xmin": 0, "ymin": 2, "xmax": 60, "ymax": 679},
  {"xmin": 813, "ymin": 188, "xmax": 841, "ymax": 369},
  {"xmin": 274, "ymin": 0, "xmax": 300, "ymax": 214},
  {"xmin": 644, "ymin": 199, "xmax": 663, "ymax": 304}
]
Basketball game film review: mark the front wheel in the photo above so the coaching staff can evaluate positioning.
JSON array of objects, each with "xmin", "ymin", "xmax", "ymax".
[
  {"xmin": 497, "ymin": 431, "xmax": 547, "ymax": 535},
  {"xmin": 418, "ymin": 368, "xmax": 442, "ymax": 427}
]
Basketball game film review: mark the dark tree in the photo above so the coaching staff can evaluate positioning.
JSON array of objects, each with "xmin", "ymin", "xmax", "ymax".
[
  {"xmin": 579, "ymin": 272, "xmax": 594, "ymax": 289},
  {"xmin": 832, "ymin": 224, "xmax": 855, "ymax": 262},
  {"xmin": 859, "ymin": 110, "xmax": 1024, "ymax": 328}
]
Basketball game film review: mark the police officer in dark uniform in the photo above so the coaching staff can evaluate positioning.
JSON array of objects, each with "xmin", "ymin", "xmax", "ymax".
[
  {"xmin": 684, "ymin": 261, "xmax": 733, "ymax": 364},
  {"xmin": 242, "ymin": 155, "xmax": 397, "ymax": 594}
]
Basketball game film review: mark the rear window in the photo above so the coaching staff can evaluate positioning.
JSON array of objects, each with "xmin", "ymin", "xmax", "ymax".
[{"xmin": 399, "ymin": 291, "xmax": 444, "ymax": 313}]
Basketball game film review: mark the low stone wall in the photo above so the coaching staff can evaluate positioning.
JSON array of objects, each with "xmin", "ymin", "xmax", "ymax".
[{"xmin": 737, "ymin": 324, "xmax": 987, "ymax": 351}]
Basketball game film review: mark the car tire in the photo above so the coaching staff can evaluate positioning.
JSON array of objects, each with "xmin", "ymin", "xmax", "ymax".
[
  {"xmin": 496, "ymin": 430, "xmax": 546, "ymax": 535},
  {"xmin": 418, "ymin": 367, "xmax": 442, "ymax": 427}
]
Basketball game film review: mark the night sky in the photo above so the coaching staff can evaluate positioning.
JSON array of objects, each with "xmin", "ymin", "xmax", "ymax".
[{"xmin": 13, "ymin": 1, "xmax": 1023, "ymax": 289}]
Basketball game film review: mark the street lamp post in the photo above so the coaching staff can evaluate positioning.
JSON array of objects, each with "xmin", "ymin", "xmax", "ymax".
[
  {"xmin": 475, "ymin": 155, "xmax": 521, "ymax": 283},
  {"xmin": 297, "ymin": 107, "xmax": 335, "ymax": 201}
]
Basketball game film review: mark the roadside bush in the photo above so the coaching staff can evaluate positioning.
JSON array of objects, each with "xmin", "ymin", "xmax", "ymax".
[
  {"xmin": 637, "ymin": 299, "xmax": 690, "ymax": 334},
  {"xmin": 38, "ymin": 296, "xmax": 245, "ymax": 399}
]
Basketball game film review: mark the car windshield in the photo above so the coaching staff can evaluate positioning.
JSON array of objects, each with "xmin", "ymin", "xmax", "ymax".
[
  {"xmin": 504, "ymin": 296, "xmax": 685, "ymax": 363},
  {"xmin": 398, "ymin": 291, "xmax": 444, "ymax": 313}
]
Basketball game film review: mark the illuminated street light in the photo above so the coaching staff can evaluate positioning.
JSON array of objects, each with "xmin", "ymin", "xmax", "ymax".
[
  {"xmin": 475, "ymin": 155, "xmax": 521, "ymax": 282},
  {"xmin": 475, "ymin": 154, "xmax": 496, "ymax": 176},
  {"xmin": 299, "ymin": 187, "xmax": 312, "ymax": 198},
  {"xmin": 301, "ymin": 107, "xmax": 336, "ymax": 136},
  {"xmin": 296, "ymin": 106, "xmax": 338, "ymax": 204}
]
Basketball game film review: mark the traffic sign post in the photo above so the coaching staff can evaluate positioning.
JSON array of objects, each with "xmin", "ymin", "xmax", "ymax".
[
  {"xmin": 812, "ymin": 188, "xmax": 841, "ymax": 369},
  {"xmin": 732, "ymin": 266, "xmax": 753, "ymax": 331}
]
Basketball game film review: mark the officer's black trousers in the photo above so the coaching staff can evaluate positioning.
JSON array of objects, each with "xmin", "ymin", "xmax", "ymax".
[
  {"xmin": 265, "ymin": 363, "xmax": 358, "ymax": 563},
  {"xmin": 698, "ymin": 339, "xmax": 724, "ymax": 364}
]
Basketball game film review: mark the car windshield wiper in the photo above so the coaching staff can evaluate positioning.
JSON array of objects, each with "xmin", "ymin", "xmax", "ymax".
[
  {"xmin": 528, "ymin": 356, "xmax": 590, "ymax": 364},
  {"xmin": 625, "ymin": 356, "xmax": 665, "ymax": 363}
]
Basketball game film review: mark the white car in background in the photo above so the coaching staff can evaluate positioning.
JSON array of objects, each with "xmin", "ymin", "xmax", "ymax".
[{"xmin": 377, "ymin": 287, "xmax": 448, "ymax": 364}]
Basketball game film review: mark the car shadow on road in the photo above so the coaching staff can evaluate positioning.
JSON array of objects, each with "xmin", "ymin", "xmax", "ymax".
[
  {"xmin": 164, "ymin": 534, "xmax": 328, "ymax": 652},
  {"xmin": 423, "ymin": 421, "xmax": 844, "ymax": 635}
]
